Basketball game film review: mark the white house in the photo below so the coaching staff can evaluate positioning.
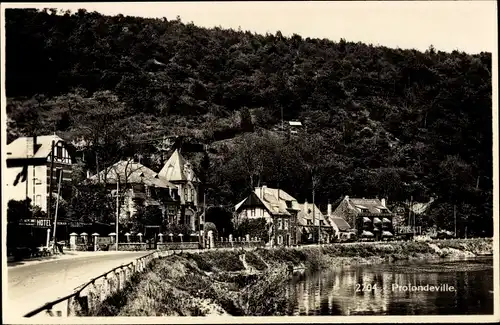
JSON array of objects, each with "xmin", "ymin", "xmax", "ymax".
[{"xmin": 5, "ymin": 134, "xmax": 75, "ymax": 212}]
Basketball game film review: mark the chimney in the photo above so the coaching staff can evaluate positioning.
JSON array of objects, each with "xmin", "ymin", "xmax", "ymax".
[
  {"xmin": 303, "ymin": 199, "xmax": 308, "ymax": 214},
  {"xmin": 261, "ymin": 185, "xmax": 267, "ymax": 198},
  {"xmin": 327, "ymin": 203, "xmax": 332, "ymax": 217},
  {"xmin": 381, "ymin": 198, "xmax": 386, "ymax": 207}
]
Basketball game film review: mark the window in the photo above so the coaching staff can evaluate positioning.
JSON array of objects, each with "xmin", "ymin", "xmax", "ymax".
[
  {"xmin": 278, "ymin": 235, "xmax": 283, "ymax": 245},
  {"xmin": 286, "ymin": 201, "xmax": 292, "ymax": 209},
  {"xmin": 284, "ymin": 219, "xmax": 289, "ymax": 230},
  {"xmin": 145, "ymin": 186, "xmax": 151, "ymax": 197},
  {"xmin": 56, "ymin": 146, "xmax": 63, "ymax": 159},
  {"xmin": 184, "ymin": 188, "xmax": 188, "ymax": 201},
  {"xmin": 191, "ymin": 189, "xmax": 195, "ymax": 201},
  {"xmin": 278, "ymin": 218, "xmax": 283, "ymax": 230},
  {"xmin": 320, "ymin": 220, "xmax": 324, "ymax": 226},
  {"xmin": 307, "ymin": 220, "xmax": 313, "ymax": 226},
  {"xmin": 35, "ymin": 194, "xmax": 42, "ymax": 207},
  {"xmin": 251, "ymin": 208, "xmax": 256, "ymax": 217}
]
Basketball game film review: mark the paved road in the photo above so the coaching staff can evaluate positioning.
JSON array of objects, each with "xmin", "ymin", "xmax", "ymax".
[{"xmin": 5, "ymin": 251, "xmax": 150, "ymax": 321}]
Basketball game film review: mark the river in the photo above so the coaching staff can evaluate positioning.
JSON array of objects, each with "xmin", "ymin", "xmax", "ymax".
[{"xmin": 286, "ymin": 257, "xmax": 494, "ymax": 315}]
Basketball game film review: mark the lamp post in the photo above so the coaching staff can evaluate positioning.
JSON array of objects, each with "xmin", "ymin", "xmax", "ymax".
[{"xmin": 115, "ymin": 173, "xmax": 120, "ymax": 251}]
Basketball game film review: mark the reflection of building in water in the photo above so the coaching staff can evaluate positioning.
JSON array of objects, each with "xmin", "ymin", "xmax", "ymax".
[
  {"xmin": 291, "ymin": 261, "xmax": 493, "ymax": 316},
  {"xmin": 292, "ymin": 268, "xmax": 392, "ymax": 315}
]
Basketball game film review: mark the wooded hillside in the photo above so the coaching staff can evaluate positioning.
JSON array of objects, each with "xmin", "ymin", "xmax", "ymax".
[{"xmin": 5, "ymin": 9, "xmax": 493, "ymax": 236}]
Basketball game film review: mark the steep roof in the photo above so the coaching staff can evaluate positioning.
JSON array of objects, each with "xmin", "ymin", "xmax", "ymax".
[
  {"xmin": 86, "ymin": 160, "xmax": 175, "ymax": 189},
  {"xmin": 330, "ymin": 217, "xmax": 351, "ymax": 231},
  {"xmin": 235, "ymin": 187, "xmax": 300, "ymax": 216},
  {"xmin": 297, "ymin": 202, "xmax": 330, "ymax": 226},
  {"xmin": 158, "ymin": 149, "xmax": 200, "ymax": 183},
  {"xmin": 347, "ymin": 197, "xmax": 391, "ymax": 214},
  {"xmin": 6, "ymin": 134, "xmax": 66, "ymax": 159}
]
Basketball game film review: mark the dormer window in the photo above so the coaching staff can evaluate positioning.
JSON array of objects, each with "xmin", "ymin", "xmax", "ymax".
[
  {"xmin": 286, "ymin": 201, "xmax": 292, "ymax": 209},
  {"xmin": 56, "ymin": 146, "xmax": 63, "ymax": 159}
]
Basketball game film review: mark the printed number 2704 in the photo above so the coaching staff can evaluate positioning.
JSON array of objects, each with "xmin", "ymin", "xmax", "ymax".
[{"xmin": 355, "ymin": 284, "xmax": 377, "ymax": 292}]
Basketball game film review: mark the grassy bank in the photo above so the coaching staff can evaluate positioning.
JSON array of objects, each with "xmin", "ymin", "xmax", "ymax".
[{"xmin": 90, "ymin": 238, "xmax": 492, "ymax": 316}]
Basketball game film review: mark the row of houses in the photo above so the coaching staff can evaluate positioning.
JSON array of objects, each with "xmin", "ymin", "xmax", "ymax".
[
  {"xmin": 5, "ymin": 134, "xmax": 203, "ymax": 246},
  {"xmin": 234, "ymin": 186, "xmax": 397, "ymax": 246},
  {"xmin": 5, "ymin": 133, "xmax": 402, "ymax": 248}
]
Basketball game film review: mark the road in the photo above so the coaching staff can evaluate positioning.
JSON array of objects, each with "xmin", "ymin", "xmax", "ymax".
[{"xmin": 5, "ymin": 251, "xmax": 150, "ymax": 321}]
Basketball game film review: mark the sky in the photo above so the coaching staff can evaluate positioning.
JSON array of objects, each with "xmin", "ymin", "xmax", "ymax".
[{"xmin": 3, "ymin": 1, "xmax": 497, "ymax": 54}]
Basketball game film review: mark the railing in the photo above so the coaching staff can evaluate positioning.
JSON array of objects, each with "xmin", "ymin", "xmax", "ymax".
[
  {"xmin": 24, "ymin": 250, "xmax": 163, "ymax": 318},
  {"xmin": 23, "ymin": 244, "xmax": 261, "ymax": 318}
]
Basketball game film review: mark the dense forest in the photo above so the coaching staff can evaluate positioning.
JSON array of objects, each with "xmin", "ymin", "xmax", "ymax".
[{"xmin": 5, "ymin": 9, "xmax": 493, "ymax": 236}]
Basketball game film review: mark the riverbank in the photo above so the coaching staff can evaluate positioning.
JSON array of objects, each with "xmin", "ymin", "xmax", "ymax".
[{"xmin": 89, "ymin": 238, "xmax": 493, "ymax": 316}]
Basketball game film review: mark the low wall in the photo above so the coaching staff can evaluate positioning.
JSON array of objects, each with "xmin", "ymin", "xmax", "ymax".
[
  {"xmin": 157, "ymin": 242, "xmax": 199, "ymax": 250},
  {"xmin": 215, "ymin": 241, "xmax": 265, "ymax": 249},
  {"xmin": 117, "ymin": 243, "xmax": 148, "ymax": 251},
  {"xmin": 26, "ymin": 250, "xmax": 161, "ymax": 318}
]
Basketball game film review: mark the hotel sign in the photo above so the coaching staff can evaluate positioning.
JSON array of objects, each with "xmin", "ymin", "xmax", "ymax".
[{"xmin": 18, "ymin": 218, "xmax": 52, "ymax": 228}]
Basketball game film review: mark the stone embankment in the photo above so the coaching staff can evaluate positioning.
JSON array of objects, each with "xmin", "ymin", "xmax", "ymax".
[{"xmin": 88, "ymin": 238, "xmax": 493, "ymax": 317}]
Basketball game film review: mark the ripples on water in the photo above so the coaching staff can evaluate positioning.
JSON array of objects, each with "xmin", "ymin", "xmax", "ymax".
[{"xmin": 286, "ymin": 257, "xmax": 493, "ymax": 316}]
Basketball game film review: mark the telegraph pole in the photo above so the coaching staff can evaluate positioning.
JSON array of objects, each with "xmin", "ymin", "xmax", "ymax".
[
  {"xmin": 115, "ymin": 177, "xmax": 120, "ymax": 251},
  {"xmin": 454, "ymin": 204, "xmax": 457, "ymax": 238},
  {"xmin": 47, "ymin": 141, "xmax": 55, "ymax": 223},
  {"xmin": 312, "ymin": 183, "xmax": 317, "ymax": 244},
  {"xmin": 52, "ymin": 170, "xmax": 62, "ymax": 252}
]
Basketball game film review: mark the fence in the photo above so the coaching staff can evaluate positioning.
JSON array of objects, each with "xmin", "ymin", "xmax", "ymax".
[
  {"xmin": 24, "ymin": 245, "xmax": 264, "ymax": 318},
  {"xmin": 24, "ymin": 250, "xmax": 163, "ymax": 318}
]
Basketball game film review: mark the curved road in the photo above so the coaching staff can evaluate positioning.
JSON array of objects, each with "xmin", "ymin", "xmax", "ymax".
[{"xmin": 6, "ymin": 251, "xmax": 150, "ymax": 321}]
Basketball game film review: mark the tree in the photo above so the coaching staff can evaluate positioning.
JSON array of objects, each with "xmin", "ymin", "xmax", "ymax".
[
  {"xmin": 68, "ymin": 185, "xmax": 115, "ymax": 224},
  {"xmin": 233, "ymin": 218, "xmax": 269, "ymax": 242},
  {"xmin": 5, "ymin": 9, "xmax": 493, "ymax": 237},
  {"xmin": 7, "ymin": 199, "xmax": 32, "ymax": 224}
]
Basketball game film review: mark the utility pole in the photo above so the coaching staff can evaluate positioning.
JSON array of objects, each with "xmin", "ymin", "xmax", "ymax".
[
  {"xmin": 454, "ymin": 204, "xmax": 457, "ymax": 238},
  {"xmin": 281, "ymin": 106, "xmax": 284, "ymax": 132},
  {"xmin": 47, "ymin": 141, "xmax": 55, "ymax": 224},
  {"xmin": 409, "ymin": 196, "xmax": 413, "ymax": 240},
  {"xmin": 312, "ymin": 184, "xmax": 317, "ymax": 244},
  {"xmin": 52, "ymin": 169, "xmax": 62, "ymax": 252},
  {"xmin": 412, "ymin": 196, "xmax": 416, "ymax": 239},
  {"xmin": 201, "ymin": 192, "xmax": 206, "ymax": 247},
  {"xmin": 115, "ymin": 177, "xmax": 120, "ymax": 251}
]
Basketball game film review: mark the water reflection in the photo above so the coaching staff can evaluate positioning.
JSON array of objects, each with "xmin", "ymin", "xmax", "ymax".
[{"xmin": 288, "ymin": 257, "xmax": 493, "ymax": 315}]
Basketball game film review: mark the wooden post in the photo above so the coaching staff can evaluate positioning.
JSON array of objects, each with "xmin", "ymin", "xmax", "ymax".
[
  {"xmin": 52, "ymin": 169, "xmax": 63, "ymax": 251},
  {"xmin": 115, "ymin": 177, "xmax": 119, "ymax": 251},
  {"xmin": 454, "ymin": 204, "xmax": 457, "ymax": 238},
  {"xmin": 47, "ymin": 140, "xmax": 55, "ymax": 228}
]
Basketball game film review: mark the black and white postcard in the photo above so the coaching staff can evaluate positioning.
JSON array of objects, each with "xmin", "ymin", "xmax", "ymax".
[{"xmin": 1, "ymin": 1, "xmax": 498, "ymax": 323}]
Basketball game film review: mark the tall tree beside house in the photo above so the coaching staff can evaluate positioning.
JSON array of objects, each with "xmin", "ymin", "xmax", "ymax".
[
  {"xmin": 5, "ymin": 9, "xmax": 493, "ymax": 236},
  {"xmin": 233, "ymin": 218, "xmax": 269, "ymax": 242},
  {"xmin": 68, "ymin": 185, "xmax": 115, "ymax": 224},
  {"xmin": 7, "ymin": 199, "xmax": 32, "ymax": 224},
  {"xmin": 134, "ymin": 205, "xmax": 164, "ymax": 229}
]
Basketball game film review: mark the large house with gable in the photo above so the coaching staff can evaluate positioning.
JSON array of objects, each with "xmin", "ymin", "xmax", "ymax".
[
  {"xmin": 158, "ymin": 149, "xmax": 201, "ymax": 231},
  {"xmin": 332, "ymin": 196, "xmax": 395, "ymax": 241},
  {"xmin": 296, "ymin": 200, "xmax": 333, "ymax": 243},
  {"xmin": 234, "ymin": 185, "xmax": 300, "ymax": 246},
  {"xmin": 85, "ymin": 159, "xmax": 180, "ymax": 227},
  {"xmin": 5, "ymin": 134, "xmax": 76, "ymax": 212}
]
